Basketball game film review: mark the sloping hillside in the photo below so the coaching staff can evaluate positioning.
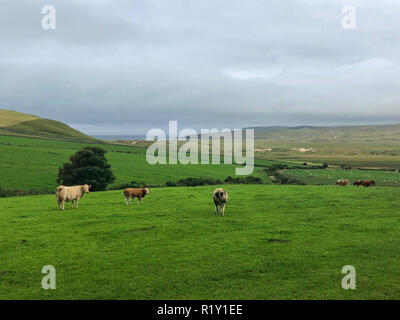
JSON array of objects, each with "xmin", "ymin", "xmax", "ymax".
[{"xmin": 0, "ymin": 109, "xmax": 98, "ymax": 142}]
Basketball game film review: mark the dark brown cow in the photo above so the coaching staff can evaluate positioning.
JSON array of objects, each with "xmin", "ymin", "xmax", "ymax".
[
  {"xmin": 124, "ymin": 188, "xmax": 150, "ymax": 205},
  {"xmin": 353, "ymin": 180, "xmax": 376, "ymax": 187}
]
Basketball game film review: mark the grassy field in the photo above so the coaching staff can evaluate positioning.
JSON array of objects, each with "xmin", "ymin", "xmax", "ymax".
[
  {"xmin": 0, "ymin": 135, "xmax": 269, "ymax": 192},
  {"xmin": 251, "ymin": 124, "xmax": 400, "ymax": 142},
  {"xmin": 254, "ymin": 141, "xmax": 400, "ymax": 169},
  {"xmin": 2, "ymin": 134, "xmax": 400, "ymax": 192},
  {"xmin": 283, "ymin": 169, "xmax": 400, "ymax": 186},
  {"xmin": 1, "ymin": 185, "xmax": 400, "ymax": 299},
  {"xmin": 1, "ymin": 132, "xmax": 400, "ymax": 300}
]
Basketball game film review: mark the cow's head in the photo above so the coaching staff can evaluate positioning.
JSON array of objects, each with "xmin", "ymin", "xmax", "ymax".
[
  {"xmin": 353, "ymin": 180, "xmax": 359, "ymax": 186},
  {"xmin": 81, "ymin": 184, "xmax": 91, "ymax": 193},
  {"xmin": 214, "ymin": 189, "xmax": 225, "ymax": 199},
  {"xmin": 144, "ymin": 188, "xmax": 150, "ymax": 194}
]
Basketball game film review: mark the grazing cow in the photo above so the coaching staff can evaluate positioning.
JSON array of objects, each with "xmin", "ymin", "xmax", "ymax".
[
  {"xmin": 354, "ymin": 180, "xmax": 376, "ymax": 187},
  {"xmin": 213, "ymin": 188, "xmax": 228, "ymax": 216},
  {"xmin": 124, "ymin": 188, "xmax": 150, "ymax": 205},
  {"xmin": 56, "ymin": 184, "xmax": 91, "ymax": 210},
  {"xmin": 335, "ymin": 179, "xmax": 349, "ymax": 186}
]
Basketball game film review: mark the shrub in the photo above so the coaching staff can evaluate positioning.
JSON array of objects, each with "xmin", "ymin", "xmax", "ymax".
[
  {"xmin": 264, "ymin": 164, "xmax": 288, "ymax": 175},
  {"xmin": 273, "ymin": 174, "xmax": 305, "ymax": 185},
  {"xmin": 224, "ymin": 176, "xmax": 263, "ymax": 184},
  {"xmin": 0, "ymin": 187, "xmax": 12, "ymax": 198},
  {"xmin": 109, "ymin": 180, "xmax": 147, "ymax": 190},
  {"xmin": 176, "ymin": 177, "xmax": 222, "ymax": 187},
  {"xmin": 165, "ymin": 181, "xmax": 177, "ymax": 187},
  {"xmin": 57, "ymin": 147, "xmax": 115, "ymax": 191},
  {"xmin": 0, "ymin": 187, "xmax": 53, "ymax": 198}
]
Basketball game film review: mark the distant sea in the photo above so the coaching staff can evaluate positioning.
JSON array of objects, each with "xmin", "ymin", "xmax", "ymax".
[{"xmin": 91, "ymin": 135, "xmax": 146, "ymax": 141}]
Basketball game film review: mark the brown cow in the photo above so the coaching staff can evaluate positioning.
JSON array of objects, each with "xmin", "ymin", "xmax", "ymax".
[
  {"xmin": 354, "ymin": 180, "xmax": 376, "ymax": 187},
  {"xmin": 335, "ymin": 179, "xmax": 349, "ymax": 186},
  {"xmin": 213, "ymin": 188, "xmax": 228, "ymax": 216},
  {"xmin": 56, "ymin": 184, "xmax": 91, "ymax": 210},
  {"xmin": 124, "ymin": 188, "xmax": 150, "ymax": 205}
]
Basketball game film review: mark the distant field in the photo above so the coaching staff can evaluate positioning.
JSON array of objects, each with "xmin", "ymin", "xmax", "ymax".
[
  {"xmin": 1, "ymin": 185, "xmax": 400, "ymax": 299},
  {"xmin": 283, "ymin": 169, "xmax": 400, "ymax": 186},
  {"xmin": 0, "ymin": 135, "xmax": 269, "ymax": 192},
  {"xmin": 254, "ymin": 140, "xmax": 400, "ymax": 169},
  {"xmin": 251, "ymin": 124, "xmax": 400, "ymax": 142},
  {"xmin": 2, "ymin": 134, "xmax": 400, "ymax": 192}
]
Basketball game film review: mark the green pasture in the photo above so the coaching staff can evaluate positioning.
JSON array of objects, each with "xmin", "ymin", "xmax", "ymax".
[
  {"xmin": 0, "ymin": 135, "xmax": 268, "ymax": 192},
  {"xmin": 254, "ymin": 140, "xmax": 400, "ymax": 169},
  {"xmin": 283, "ymin": 169, "xmax": 400, "ymax": 186},
  {"xmin": 1, "ymin": 185, "xmax": 400, "ymax": 299}
]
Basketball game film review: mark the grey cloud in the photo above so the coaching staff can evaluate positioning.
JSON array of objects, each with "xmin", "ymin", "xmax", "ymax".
[{"xmin": 0, "ymin": 0, "xmax": 399, "ymax": 134}]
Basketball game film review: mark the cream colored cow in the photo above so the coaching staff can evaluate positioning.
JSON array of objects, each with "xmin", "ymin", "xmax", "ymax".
[{"xmin": 56, "ymin": 184, "xmax": 91, "ymax": 210}]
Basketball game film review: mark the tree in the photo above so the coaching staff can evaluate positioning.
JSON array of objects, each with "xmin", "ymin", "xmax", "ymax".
[{"xmin": 57, "ymin": 147, "xmax": 115, "ymax": 191}]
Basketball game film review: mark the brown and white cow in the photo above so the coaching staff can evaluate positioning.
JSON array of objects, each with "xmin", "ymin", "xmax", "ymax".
[
  {"xmin": 123, "ymin": 188, "xmax": 150, "ymax": 205},
  {"xmin": 56, "ymin": 184, "xmax": 91, "ymax": 210},
  {"xmin": 354, "ymin": 180, "xmax": 376, "ymax": 187},
  {"xmin": 335, "ymin": 179, "xmax": 349, "ymax": 186},
  {"xmin": 213, "ymin": 188, "xmax": 228, "ymax": 216}
]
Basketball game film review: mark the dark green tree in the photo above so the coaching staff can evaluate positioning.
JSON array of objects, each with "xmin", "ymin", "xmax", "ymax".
[{"xmin": 57, "ymin": 147, "xmax": 115, "ymax": 191}]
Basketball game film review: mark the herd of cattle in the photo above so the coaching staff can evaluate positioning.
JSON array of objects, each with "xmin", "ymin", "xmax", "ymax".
[
  {"xmin": 55, "ymin": 184, "xmax": 229, "ymax": 216},
  {"xmin": 55, "ymin": 179, "xmax": 375, "ymax": 215},
  {"xmin": 334, "ymin": 179, "xmax": 376, "ymax": 187}
]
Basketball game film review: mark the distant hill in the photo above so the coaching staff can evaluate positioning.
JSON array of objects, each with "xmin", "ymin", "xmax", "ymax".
[
  {"xmin": 245, "ymin": 124, "xmax": 400, "ymax": 142},
  {"xmin": 0, "ymin": 109, "xmax": 98, "ymax": 142}
]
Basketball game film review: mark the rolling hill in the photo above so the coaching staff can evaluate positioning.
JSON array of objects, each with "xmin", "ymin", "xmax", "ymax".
[
  {"xmin": 0, "ymin": 109, "xmax": 98, "ymax": 142},
  {"xmin": 247, "ymin": 124, "xmax": 400, "ymax": 142}
]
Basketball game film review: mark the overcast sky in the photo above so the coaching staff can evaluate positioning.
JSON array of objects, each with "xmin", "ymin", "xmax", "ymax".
[{"xmin": 1, "ymin": 0, "xmax": 399, "ymax": 134}]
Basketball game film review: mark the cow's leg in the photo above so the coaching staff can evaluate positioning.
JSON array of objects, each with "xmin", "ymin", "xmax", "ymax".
[
  {"xmin": 71, "ymin": 200, "xmax": 74, "ymax": 208},
  {"xmin": 76, "ymin": 197, "xmax": 80, "ymax": 208},
  {"xmin": 214, "ymin": 203, "xmax": 219, "ymax": 215},
  {"xmin": 220, "ymin": 203, "xmax": 225, "ymax": 216},
  {"xmin": 126, "ymin": 196, "xmax": 132, "ymax": 205},
  {"xmin": 61, "ymin": 200, "xmax": 65, "ymax": 211},
  {"xmin": 138, "ymin": 196, "xmax": 142, "ymax": 205}
]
